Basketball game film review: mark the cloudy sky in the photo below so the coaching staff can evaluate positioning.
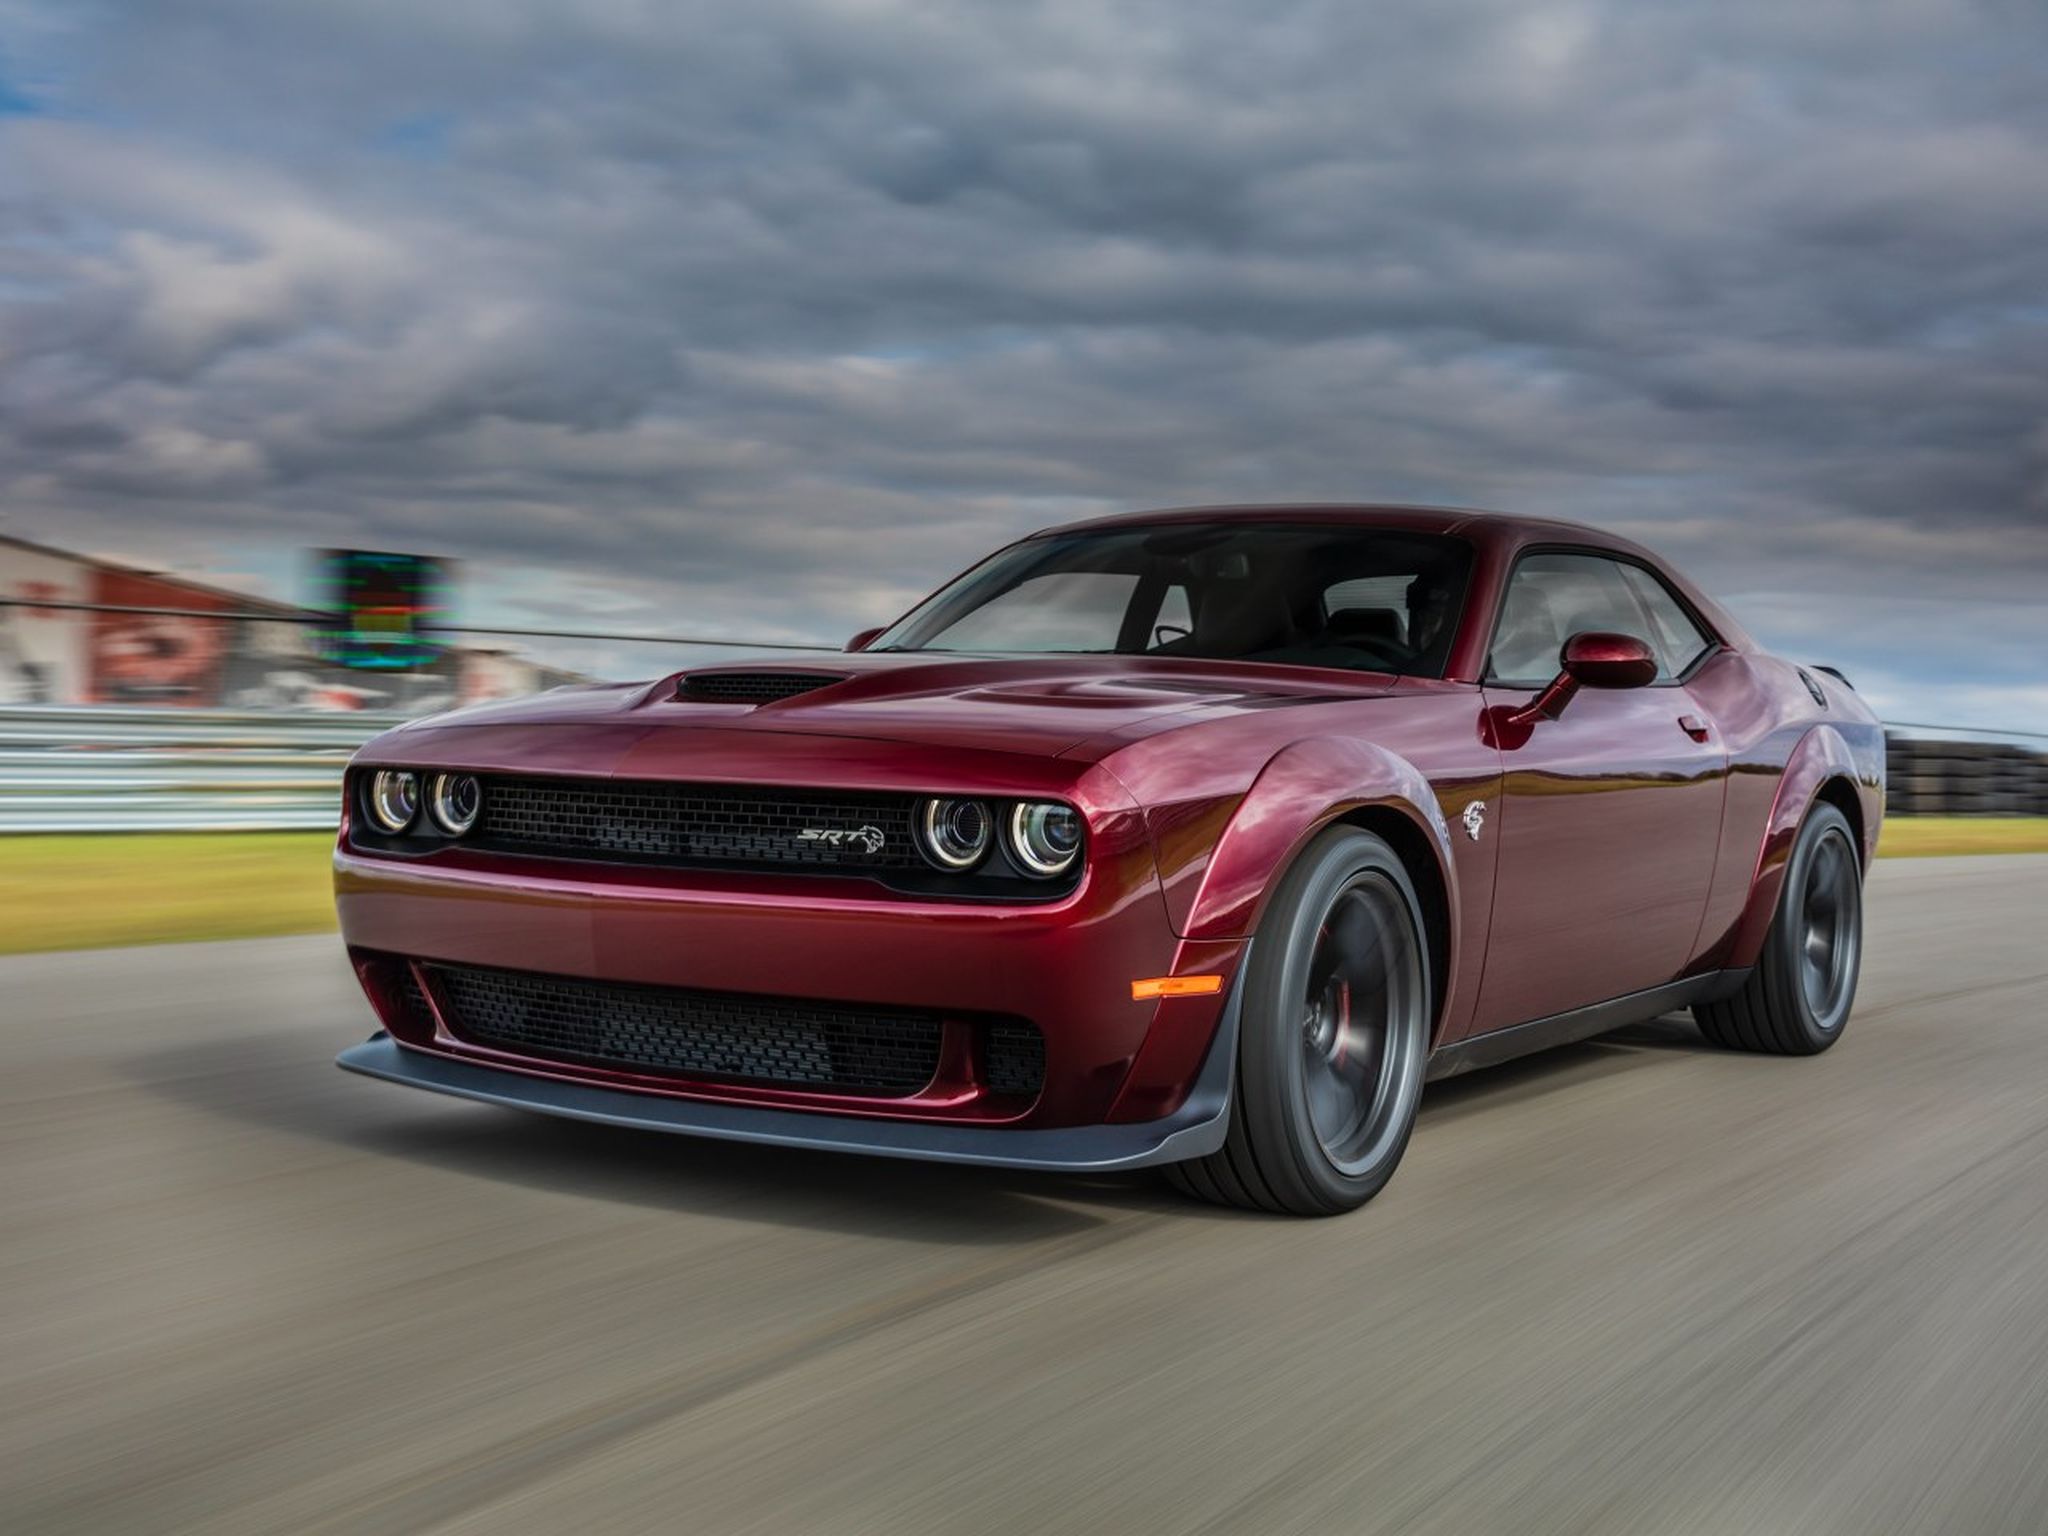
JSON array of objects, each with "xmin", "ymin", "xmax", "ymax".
[{"xmin": 1, "ymin": 0, "xmax": 2043, "ymax": 724}]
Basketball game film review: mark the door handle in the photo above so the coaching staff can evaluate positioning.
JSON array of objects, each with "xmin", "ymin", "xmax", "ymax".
[{"xmin": 1678, "ymin": 714, "xmax": 1710, "ymax": 743}]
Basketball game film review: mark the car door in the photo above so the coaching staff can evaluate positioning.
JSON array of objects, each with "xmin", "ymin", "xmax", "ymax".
[{"xmin": 1464, "ymin": 550, "xmax": 1730, "ymax": 1036}]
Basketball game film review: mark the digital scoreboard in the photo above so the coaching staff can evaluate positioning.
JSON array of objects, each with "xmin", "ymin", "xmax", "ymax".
[{"xmin": 312, "ymin": 550, "xmax": 452, "ymax": 670}]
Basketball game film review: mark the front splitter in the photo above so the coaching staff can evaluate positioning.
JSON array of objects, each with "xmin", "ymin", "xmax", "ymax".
[{"xmin": 336, "ymin": 974, "xmax": 1240, "ymax": 1174}]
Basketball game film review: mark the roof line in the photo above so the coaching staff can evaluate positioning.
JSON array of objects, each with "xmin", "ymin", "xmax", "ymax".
[{"xmin": 0, "ymin": 529, "xmax": 299, "ymax": 614}]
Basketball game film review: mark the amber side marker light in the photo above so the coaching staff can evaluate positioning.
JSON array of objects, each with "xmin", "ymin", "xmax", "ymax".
[{"xmin": 1131, "ymin": 975, "xmax": 1225, "ymax": 1001}]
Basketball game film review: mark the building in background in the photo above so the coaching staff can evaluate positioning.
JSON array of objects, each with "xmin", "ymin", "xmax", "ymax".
[
  {"xmin": 0, "ymin": 533, "xmax": 583, "ymax": 710},
  {"xmin": 0, "ymin": 536, "xmax": 92, "ymax": 703}
]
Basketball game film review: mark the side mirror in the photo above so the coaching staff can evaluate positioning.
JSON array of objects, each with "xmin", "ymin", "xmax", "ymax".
[
  {"xmin": 845, "ymin": 625, "xmax": 885, "ymax": 653},
  {"xmin": 1513, "ymin": 631, "xmax": 1656, "ymax": 725},
  {"xmin": 1562, "ymin": 631, "xmax": 1658, "ymax": 690}
]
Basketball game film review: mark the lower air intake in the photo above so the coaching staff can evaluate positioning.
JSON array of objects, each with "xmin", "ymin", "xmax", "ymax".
[
  {"xmin": 985, "ymin": 1022, "xmax": 1047, "ymax": 1098},
  {"xmin": 429, "ymin": 963, "xmax": 948, "ymax": 1096}
]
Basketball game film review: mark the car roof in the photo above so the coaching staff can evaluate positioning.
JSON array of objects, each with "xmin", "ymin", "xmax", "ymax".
[{"xmin": 1037, "ymin": 502, "xmax": 1640, "ymax": 553}]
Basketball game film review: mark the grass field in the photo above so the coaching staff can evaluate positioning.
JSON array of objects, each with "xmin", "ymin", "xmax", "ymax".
[
  {"xmin": 0, "ymin": 832, "xmax": 337, "ymax": 956},
  {"xmin": 1873, "ymin": 817, "xmax": 2048, "ymax": 859},
  {"xmin": 0, "ymin": 818, "xmax": 2043, "ymax": 956}
]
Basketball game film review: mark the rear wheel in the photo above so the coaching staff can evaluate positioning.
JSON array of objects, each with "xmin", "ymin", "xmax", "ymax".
[
  {"xmin": 1695, "ymin": 801, "xmax": 1863, "ymax": 1055},
  {"xmin": 1166, "ymin": 826, "xmax": 1431, "ymax": 1216}
]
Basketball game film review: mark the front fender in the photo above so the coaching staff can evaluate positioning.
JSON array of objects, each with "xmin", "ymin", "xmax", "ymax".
[
  {"xmin": 1176, "ymin": 736, "xmax": 1459, "ymax": 944},
  {"xmin": 1724, "ymin": 723, "xmax": 1873, "ymax": 969}
]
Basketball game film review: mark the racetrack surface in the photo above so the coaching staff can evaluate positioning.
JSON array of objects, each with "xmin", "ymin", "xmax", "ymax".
[{"xmin": 4, "ymin": 856, "xmax": 2046, "ymax": 1535}]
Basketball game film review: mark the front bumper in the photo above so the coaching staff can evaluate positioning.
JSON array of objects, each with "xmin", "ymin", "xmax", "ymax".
[
  {"xmin": 334, "ymin": 725, "xmax": 1251, "ymax": 1133},
  {"xmin": 337, "ymin": 957, "xmax": 1241, "ymax": 1171}
]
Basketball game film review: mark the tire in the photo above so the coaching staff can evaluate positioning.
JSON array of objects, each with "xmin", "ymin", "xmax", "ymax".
[
  {"xmin": 1166, "ymin": 826, "xmax": 1432, "ymax": 1216},
  {"xmin": 1695, "ymin": 801, "xmax": 1863, "ymax": 1055}
]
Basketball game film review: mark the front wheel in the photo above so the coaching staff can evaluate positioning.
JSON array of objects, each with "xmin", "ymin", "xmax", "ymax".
[
  {"xmin": 1695, "ymin": 801, "xmax": 1863, "ymax": 1055},
  {"xmin": 1167, "ymin": 826, "xmax": 1432, "ymax": 1216}
]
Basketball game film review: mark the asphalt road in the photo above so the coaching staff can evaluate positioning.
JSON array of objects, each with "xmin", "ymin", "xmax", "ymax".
[{"xmin": 5, "ymin": 855, "xmax": 2047, "ymax": 1535}]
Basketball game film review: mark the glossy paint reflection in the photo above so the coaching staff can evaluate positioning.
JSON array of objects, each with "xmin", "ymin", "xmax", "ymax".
[{"xmin": 333, "ymin": 505, "xmax": 1887, "ymax": 1144}]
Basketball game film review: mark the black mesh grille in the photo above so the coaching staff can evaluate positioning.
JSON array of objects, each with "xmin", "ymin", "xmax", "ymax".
[
  {"xmin": 430, "ymin": 964, "xmax": 946, "ymax": 1095},
  {"xmin": 985, "ymin": 1022, "xmax": 1047, "ymax": 1099},
  {"xmin": 677, "ymin": 671, "xmax": 845, "ymax": 704},
  {"xmin": 474, "ymin": 777, "xmax": 922, "ymax": 870},
  {"xmin": 398, "ymin": 967, "xmax": 433, "ymax": 1031}
]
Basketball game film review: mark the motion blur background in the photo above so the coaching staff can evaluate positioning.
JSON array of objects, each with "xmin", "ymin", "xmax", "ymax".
[
  {"xmin": 2, "ymin": 0, "xmax": 2043, "ymax": 911},
  {"xmin": 2, "ymin": 0, "xmax": 2046, "ymax": 717},
  {"xmin": 2, "ymin": 1, "xmax": 2046, "ymax": 865},
  {"xmin": 4, "ymin": 4, "xmax": 2048, "ymax": 1533}
]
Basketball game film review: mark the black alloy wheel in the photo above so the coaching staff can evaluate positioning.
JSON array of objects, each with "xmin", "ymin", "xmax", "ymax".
[
  {"xmin": 1695, "ymin": 801, "xmax": 1864, "ymax": 1055},
  {"xmin": 1167, "ymin": 825, "xmax": 1431, "ymax": 1216}
]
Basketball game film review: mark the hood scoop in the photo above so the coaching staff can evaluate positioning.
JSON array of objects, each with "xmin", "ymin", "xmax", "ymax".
[{"xmin": 676, "ymin": 671, "xmax": 847, "ymax": 705}]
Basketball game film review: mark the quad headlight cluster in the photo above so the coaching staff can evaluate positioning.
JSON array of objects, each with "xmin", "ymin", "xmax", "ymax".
[
  {"xmin": 363, "ymin": 769, "xmax": 483, "ymax": 838},
  {"xmin": 915, "ymin": 797, "xmax": 1083, "ymax": 880}
]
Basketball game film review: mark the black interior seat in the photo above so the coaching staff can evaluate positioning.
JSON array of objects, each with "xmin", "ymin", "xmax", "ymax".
[{"xmin": 1323, "ymin": 607, "xmax": 1406, "ymax": 648}]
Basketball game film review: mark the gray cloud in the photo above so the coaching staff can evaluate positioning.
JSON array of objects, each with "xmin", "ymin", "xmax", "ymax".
[{"xmin": 1, "ymin": 0, "xmax": 2044, "ymax": 724}]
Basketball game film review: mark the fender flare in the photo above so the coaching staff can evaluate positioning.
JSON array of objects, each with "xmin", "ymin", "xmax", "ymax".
[
  {"xmin": 1176, "ymin": 738, "xmax": 1461, "ymax": 1028},
  {"xmin": 1725, "ymin": 723, "xmax": 1862, "ymax": 969}
]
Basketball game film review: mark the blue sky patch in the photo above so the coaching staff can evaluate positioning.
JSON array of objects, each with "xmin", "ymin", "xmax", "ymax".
[{"xmin": 374, "ymin": 111, "xmax": 455, "ymax": 162}]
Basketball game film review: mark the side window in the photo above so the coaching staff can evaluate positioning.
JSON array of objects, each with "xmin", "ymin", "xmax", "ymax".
[
  {"xmin": 1489, "ymin": 552, "xmax": 1661, "ymax": 686},
  {"xmin": 1618, "ymin": 564, "xmax": 1714, "ymax": 680}
]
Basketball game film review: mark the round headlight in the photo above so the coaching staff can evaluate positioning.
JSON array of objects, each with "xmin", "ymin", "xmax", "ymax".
[
  {"xmin": 1007, "ymin": 801, "xmax": 1082, "ymax": 878},
  {"xmin": 428, "ymin": 772, "xmax": 482, "ymax": 836},
  {"xmin": 367, "ymin": 770, "xmax": 419, "ymax": 833},
  {"xmin": 918, "ymin": 798, "xmax": 993, "ymax": 870}
]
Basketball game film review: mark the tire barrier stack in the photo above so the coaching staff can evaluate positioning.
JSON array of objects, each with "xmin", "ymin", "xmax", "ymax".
[{"xmin": 1884, "ymin": 736, "xmax": 2048, "ymax": 817}]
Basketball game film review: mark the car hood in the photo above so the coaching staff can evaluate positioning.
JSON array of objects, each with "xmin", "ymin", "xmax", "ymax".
[{"xmin": 384, "ymin": 654, "xmax": 1396, "ymax": 761}]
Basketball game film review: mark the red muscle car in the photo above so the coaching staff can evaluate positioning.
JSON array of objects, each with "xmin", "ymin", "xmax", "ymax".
[{"xmin": 336, "ymin": 506, "xmax": 1882, "ymax": 1215}]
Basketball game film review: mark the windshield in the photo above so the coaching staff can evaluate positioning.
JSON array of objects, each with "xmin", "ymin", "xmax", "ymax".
[{"xmin": 872, "ymin": 523, "xmax": 1474, "ymax": 678}]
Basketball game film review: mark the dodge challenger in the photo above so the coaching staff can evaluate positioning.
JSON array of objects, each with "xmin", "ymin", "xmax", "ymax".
[{"xmin": 336, "ymin": 506, "xmax": 1882, "ymax": 1215}]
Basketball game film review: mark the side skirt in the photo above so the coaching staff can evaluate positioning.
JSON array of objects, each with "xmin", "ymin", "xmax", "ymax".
[{"xmin": 1425, "ymin": 970, "xmax": 1751, "ymax": 1082}]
